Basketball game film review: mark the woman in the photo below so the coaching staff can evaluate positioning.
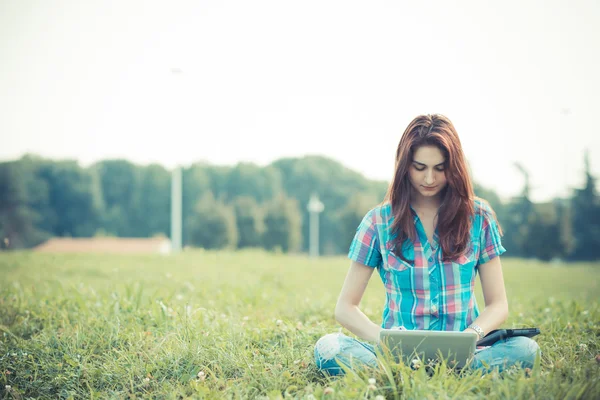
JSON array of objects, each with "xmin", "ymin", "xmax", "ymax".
[{"xmin": 314, "ymin": 114, "xmax": 541, "ymax": 376}]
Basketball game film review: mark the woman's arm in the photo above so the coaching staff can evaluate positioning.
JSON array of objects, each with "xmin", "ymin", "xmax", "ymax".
[
  {"xmin": 334, "ymin": 260, "xmax": 382, "ymax": 342},
  {"xmin": 464, "ymin": 256, "xmax": 509, "ymax": 337}
]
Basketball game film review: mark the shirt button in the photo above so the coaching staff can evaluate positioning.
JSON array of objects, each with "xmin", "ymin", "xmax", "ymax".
[{"xmin": 431, "ymin": 304, "xmax": 438, "ymax": 313}]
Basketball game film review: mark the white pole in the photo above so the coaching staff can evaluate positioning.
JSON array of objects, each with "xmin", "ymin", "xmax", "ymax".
[
  {"xmin": 171, "ymin": 166, "xmax": 182, "ymax": 253},
  {"xmin": 307, "ymin": 193, "xmax": 324, "ymax": 258},
  {"xmin": 169, "ymin": 67, "xmax": 184, "ymax": 254}
]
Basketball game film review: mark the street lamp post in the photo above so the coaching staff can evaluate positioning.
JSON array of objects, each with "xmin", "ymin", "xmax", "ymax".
[
  {"xmin": 307, "ymin": 193, "xmax": 324, "ymax": 258},
  {"xmin": 171, "ymin": 166, "xmax": 182, "ymax": 253},
  {"xmin": 170, "ymin": 67, "xmax": 184, "ymax": 254}
]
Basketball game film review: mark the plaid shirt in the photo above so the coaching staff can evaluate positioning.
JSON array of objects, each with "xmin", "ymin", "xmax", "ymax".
[{"xmin": 348, "ymin": 199, "xmax": 505, "ymax": 332}]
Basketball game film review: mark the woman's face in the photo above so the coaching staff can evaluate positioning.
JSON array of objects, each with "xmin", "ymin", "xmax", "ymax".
[{"xmin": 408, "ymin": 145, "xmax": 448, "ymax": 200}]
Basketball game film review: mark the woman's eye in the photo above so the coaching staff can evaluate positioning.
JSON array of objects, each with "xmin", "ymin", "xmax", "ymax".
[
  {"xmin": 435, "ymin": 167, "xmax": 445, "ymax": 172},
  {"xmin": 414, "ymin": 166, "xmax": 425, "ymax": 171}
]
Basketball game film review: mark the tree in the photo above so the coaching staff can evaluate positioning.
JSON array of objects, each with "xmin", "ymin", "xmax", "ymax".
[
  {"xmin": 233, "ymin": 196, "xmax": 264, "ymax": 248},
  {"xmin": 501, "ymin": 163, "xmax": 566, "ymax": 260},
  {"xmin": 0, "ymin": 162, "xmax": 48, "ymax": 249},
  {"xmin": 335, "ymin": 193, "xmax": 381, "ymax": 254},
  {"xmin": 186, "ymin": 192, "xmax": 237, "ymax": 249},
  {"xmin": 224, "ymin": 163, "xmax": 282, "ymax": 203},
  {"xmin": 137, "ymin": 164, "xmax": 171, "ymax": 237},
  {"xmin": 270, "ymin": 155, "xmax": 387, "ymax": 254},
  {"xmin": 92, "ymin": 160, "xmax": 140, "ymax": 236},
  {"xmin": 182, "ymin": 164, "xmax": 213, "ymax": 244},
  {"xmin": 262, "ymin": 195, "xmax": 302, "ymax": 252},
  {"xmin": 501, "ymin": 163, "xmax": 537, "ymax": 258},
  {"xmin": 36, "ymin": 160, "xmax": 102, "ymax": 237},
  {"xmin": 569, "ymin": 150, "xmax": 600, "ymax": 261}
]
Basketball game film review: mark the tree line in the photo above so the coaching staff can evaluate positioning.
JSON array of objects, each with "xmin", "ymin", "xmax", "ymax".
[{"xmin": 1, "ymin": 153, "xmax": 598, "ymax": 261}]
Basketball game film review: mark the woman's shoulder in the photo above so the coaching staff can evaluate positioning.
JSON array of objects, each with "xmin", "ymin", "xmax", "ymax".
[
  {"xmin": 362, "ymin": 201, "xmax": 393, "ymax": 225},
  {"xmin": 473, "ymin": 197, "xmax": 496, "ymax": 216},
  {"xmin": 472, "ymin": 197, "xmax": 501, "ymax": 228}
]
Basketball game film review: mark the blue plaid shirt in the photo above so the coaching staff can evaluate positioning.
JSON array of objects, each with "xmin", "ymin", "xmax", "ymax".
[{"xmin": 348, "ymin": 198, "xmax": 505, "ymax": 331}]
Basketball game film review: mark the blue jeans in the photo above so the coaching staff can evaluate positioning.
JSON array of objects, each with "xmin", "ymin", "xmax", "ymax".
[{"xmin": 314, "ymin": 332, "xmax": 541, "ymax": 376}]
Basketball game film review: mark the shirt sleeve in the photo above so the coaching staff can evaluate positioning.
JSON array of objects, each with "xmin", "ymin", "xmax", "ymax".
[
  {"xmin": 478, "ymin": 203, "xmax": 506, "ymax": 265},
  {"xmin": 348, "ymin": 208, "xmax": 382, "ymax": 268}
]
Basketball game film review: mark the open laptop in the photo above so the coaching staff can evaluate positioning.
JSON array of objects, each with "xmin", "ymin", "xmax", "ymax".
[{"xmin": 379, "ymin": 329, "xmax": 477, "ymax": 369}]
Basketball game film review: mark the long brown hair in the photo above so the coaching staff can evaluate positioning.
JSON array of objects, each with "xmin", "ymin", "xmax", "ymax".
[{"xmin": 384, "ymin": 114, "xmax": 477, "ymax": 262}]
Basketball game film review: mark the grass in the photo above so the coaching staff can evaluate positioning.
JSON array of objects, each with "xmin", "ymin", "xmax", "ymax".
[{"xmin": 0, "ymin": 250, "xmax": 599, "ymax": 399}]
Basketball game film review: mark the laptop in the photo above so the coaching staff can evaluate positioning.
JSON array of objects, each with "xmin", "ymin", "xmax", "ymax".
[{"xmin": 379, "ymin": 329, "xmax": 477, "ymax": 369}]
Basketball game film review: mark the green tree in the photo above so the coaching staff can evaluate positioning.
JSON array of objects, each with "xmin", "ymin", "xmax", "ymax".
[
  {"xmin": 93, "ymin": 160, "xmax": 140, "ymax": 236},
  {"xmin": 36, "ymin": 160, "xmax": 101, "ymax": 237},
  {"xmin": 0, "ymin": 162, "xmax": 49, "ymax": 249},
  {"xmin": 569, "ymin": 150, "xmax": 600, "ymax": 261},
  {"xmin": 225, "ymin": 163, "xmax": 282, "ymax": 203},
  {"xmin": 271, "ymin": 156, "xmax": 387, "ymax": 254},
  {"xmin": 335, "ymin": 193, "xmax": 381, "ymax": 254},
  {"xmin": 182, "ymin": 164, "xmax": 213, "ymax": 244},
  {"xmin": 501, "ymin": 163, "xmax": 536, "ymax": 258},
  {"xmin": 262, "ymin": 194, "xmax": 302, "ymax": 252},
  {"xmin": 233, "ymin": 196, "xmax": 264, "ymax": 248},
  {"xmin": 501, "ymin": 163, "xmax": 566, "ymax": 260},
  {"xmin": 137, "ymin": 164, "xmax": 170, "ymax": 237},
  {"xmin": 186, "ymin": 192, "xmax": 237, "ymax": 249}
]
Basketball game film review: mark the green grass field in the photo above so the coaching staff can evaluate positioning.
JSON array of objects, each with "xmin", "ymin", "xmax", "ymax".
[{"xmin": 1, "ymin": 250, "xmax": 599, "ymax": 399}]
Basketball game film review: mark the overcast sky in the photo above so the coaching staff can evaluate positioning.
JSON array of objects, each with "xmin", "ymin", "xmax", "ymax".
[{"xmin": 1, "ymin": 0, "xmax": 599, "ymax": 202}]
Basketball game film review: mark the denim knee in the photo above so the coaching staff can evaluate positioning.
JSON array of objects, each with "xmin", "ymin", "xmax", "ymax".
[
  {"xmin": 314, "ymin": 332, "xmax": 378, "ymax": 376},
  {"xmin": 471, "ymin": 335, "xmax": 541, "ymax": 373},
  {"xmin": 314, "ymin": 333, "xmax": 343, "ymax": 364},
  {"xmin": 314, "ymin": 333, "xmax": 345, "ymax": 375},
  {"xmin": 507, "ymin": 336, "xmax": 542, "ymax": 363}
]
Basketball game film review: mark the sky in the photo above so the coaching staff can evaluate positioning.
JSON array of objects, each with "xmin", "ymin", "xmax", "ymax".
[{"xmin": 1, "ymin": 0, "xmax": 599, "ymax": 203}]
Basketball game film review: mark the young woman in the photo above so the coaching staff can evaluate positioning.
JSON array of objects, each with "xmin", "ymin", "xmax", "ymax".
[{"xmin": 314, "ymin": 114, "xmax": 541, "ymax": 376}]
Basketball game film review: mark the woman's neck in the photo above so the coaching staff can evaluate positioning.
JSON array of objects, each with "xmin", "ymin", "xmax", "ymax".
[{"xmin": 410, "ymin": 190, "xmax": 442, "ymax": 211}]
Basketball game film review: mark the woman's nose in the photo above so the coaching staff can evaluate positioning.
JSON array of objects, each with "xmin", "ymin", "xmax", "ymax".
[{"xmin": 424, "ymin": 171, "xmax": 435, "ymax": 185}]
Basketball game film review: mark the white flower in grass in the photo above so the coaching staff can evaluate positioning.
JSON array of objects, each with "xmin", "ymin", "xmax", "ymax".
[
  {"xmin": 323, "ymin": 387, "xmax": 334, "ymax": 395},
  {"xmin": 375, "ymin": 396, "xmax": 386, "ymax": 400},
  {"xmin": 197, "ymin": 371, "xmax": 206, "ymax": 381},
  {"xmin": 276, "ymin": 319, "xmax": 282, "ymax": 326},
  {"xmin": 176, "ymin": 294, "xmax": 183, "ymax": 301},
  {"xmin": 5, "ymin": 385, "xmax": 11, "ymax": 392},
  {"xmin": 411, "ymin": 358, "xmax": 421, "ymax": 369},
  {"xmin": 579, "ymin": 343, "xmax": 588, "ymax": 350},
  {"xmin": 544, "ymin": 308, "xmax": 551, "ymax": 313},
  {"xmin": 582, "ymin": 310, "xmax": 589, "ymax": 315},
  {"xmin": 243, "ymin": 316, "xmax": 249, "ymax": 321},
  {"xmin": 306, "ymin": 395, "xmax": 316, "ymax": 400},
  {"xmin": 368, "ymin": 378, "xmax": 376, "ymax": 385}
]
